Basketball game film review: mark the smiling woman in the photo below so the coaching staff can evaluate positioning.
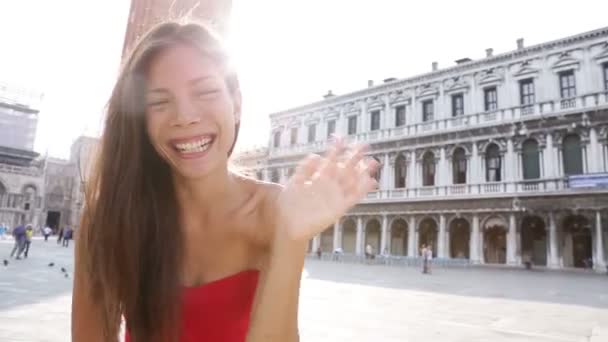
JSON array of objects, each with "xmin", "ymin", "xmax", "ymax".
[{"xmin": 71, "ymin": 21, "xmax": 378, "ymax": 342}]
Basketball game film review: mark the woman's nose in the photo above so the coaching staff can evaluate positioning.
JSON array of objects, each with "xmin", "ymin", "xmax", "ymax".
[{"xmin": 171, "ymin": 99, "xmax": 200, "ymax": 127}]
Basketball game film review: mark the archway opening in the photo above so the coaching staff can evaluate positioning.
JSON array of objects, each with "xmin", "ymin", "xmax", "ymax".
[
  {"xmin": 521, "ymin": 216, "xmax": 547, "ymax": 266},
  {"xmin": 450, "ymin": 218, "xmax": 470, "ymax": 259},
  {"xmin": 390, "ymin": 218, "xmax": 408, "ymax": 256},
  {"xmin": 418, "ymin": 218, "xmax": 438, "ymax": 257}
]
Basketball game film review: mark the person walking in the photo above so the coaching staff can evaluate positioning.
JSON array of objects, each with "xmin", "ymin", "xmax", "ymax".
[
  {"xmin": 426, "ymin": 246, "xmax": 434, "ymax": 274},
  {"xmin": 43, "ymin": 226, "xmax": 52, "ymax": 242},
  {"xmin": 23, "ymin": 225, "xmax": 33, "ymax": 258},
  {"xmin": 10, "ymin": 224, "xmax": 26, "ymax": 259},
  {"xmin": 0, "ymin": 223, "xmax": 6, "ymax": 240},
  {"xmin": 57, "ymin": 227, "xmax": 64, "ymax": 245},
  {"xmin": 62, "ymin": 227, "xmax": 72, "ymax": 247},
  {"xmin": 421, "ymin": 244, "xmax": 428, "ymax": 274}
]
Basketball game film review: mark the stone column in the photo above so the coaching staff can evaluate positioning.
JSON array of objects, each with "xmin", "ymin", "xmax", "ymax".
[
  {"xmin": 356, "ymin": 216, "xmax": 363, "ymax": 255},
  {"xmin": 380, "ymin": 214, "xmax": 388, "ymax": 254},
  {"xmin": 471, "ymin": 143, "xmax": 480, "ymax": 184},
  {"xmin": 408, "ymin": 151, "xmax": 417, "ymax": 189},
  {"xmin": 360, "ymin": 101, "xmax": 368, "ymax": 133},
  {"xmin": 545, "ymin": 134, "xmax": 557, "ymax": 178},
  {"xmin": 595, "ymin": 211, "xmax": 606, "ymax": 271},
  {"xmin": 589, "ymin": 128, "xmax": 600, "ymax": 173},
  {"xmin": 437, "ymin": 147, "xmax": 448, "ymax": 186},
  {"xmin": 383, "ymin": 153, "xmax": 391, "ymax": 190},
  {"xmin": 507, "ymin": 213, "xmax": 517, "ymax": 265},
  {"xmin": 333, "ymin": 221, "xmax": 341, "ymax": 251},
  {"xmin": 548, "ymin": 212, "xmax": 559, "ymax": 269},
  {"xmin": 408, "ymin": 216, "xmax": 416, "ymax": 257},
  {"xmin": 417, "ymin": 163, "xmax": 423, "ymax": 188},
  {"xmin": 262, "ymin": 169, "xmax": 270, "ymax": 182},
  {"xmin": 438, "ymin": 214, "xmax": 447, "ymax": 258},
  {"xmin": 312, "ymin": 235, "xmax": 321, "ymax": 252},
  {"xmin": 470, "ymin": 214, "xmax": 480, "ymax": 263},
  {"xmin": 506, "ymin": 139, "xmax": 516, "ymax": 191},
  {"xmin": 337, "ymin": 108, "xmax": 346, "ymax": 136},
  {"xmin": 384, "ymin": 95, "xmax": 392, "ymax": 129}
]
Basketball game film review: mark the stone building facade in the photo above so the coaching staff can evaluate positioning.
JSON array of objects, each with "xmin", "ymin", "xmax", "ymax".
[
  {"xmin": 0, "ymin": 137, "xmax": 97, "ymax": 233},
  {"xmin": 245, "ymin": 27, "xmax": 608, "ymax": 271}
]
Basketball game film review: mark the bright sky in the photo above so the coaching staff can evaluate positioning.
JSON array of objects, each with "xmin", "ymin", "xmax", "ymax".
[{"xmin": 0, "ymin": 0, "xmax": 607, "ymax": 158}]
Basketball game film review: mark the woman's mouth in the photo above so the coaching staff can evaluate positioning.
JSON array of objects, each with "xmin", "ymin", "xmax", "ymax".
[{"xmin": 170, "ymin": 135, "xmax": 216, "ymax": 158}]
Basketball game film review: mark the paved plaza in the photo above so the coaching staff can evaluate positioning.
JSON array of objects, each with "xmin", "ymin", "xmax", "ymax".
[{"xmin": 0, "ymin": 239, "xmax": 607, "ymax": 342}]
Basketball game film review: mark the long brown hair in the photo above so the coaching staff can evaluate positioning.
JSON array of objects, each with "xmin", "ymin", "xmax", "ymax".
[{"xmin": 80, "ymin": 21, "xmax": 239, "ymax": 342}]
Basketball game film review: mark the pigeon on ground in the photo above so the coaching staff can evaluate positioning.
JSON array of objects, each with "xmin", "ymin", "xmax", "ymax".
[
  {"xmin": 48, "ymin": 262, "xmax": 54, "ymax": 267},
  {"xmin": 3, "ymin": 259, "xmax": 8, "ymax": 266},
  {"xmin": 61, "ymin": 267, "xmax": 66, "ymax": 273},
  {"xmin": 64, "ymin": 273, "xmax": 69, "ymax": 278}
]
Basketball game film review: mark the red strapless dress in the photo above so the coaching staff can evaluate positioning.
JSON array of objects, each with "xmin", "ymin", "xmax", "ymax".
[{"xmin": 125, "ymin": 269, "xmax": 259, "ymax": 342}]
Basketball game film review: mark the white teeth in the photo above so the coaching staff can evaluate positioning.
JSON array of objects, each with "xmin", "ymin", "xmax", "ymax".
[{"xmin": 174, "ymin": 137, "xmax": 213, "ymax": 153}]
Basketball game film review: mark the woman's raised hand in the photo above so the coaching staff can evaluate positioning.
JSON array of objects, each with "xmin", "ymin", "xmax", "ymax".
[{"xmin": 275, "ymin": 138, "xmax": 379, "ymax": 242}]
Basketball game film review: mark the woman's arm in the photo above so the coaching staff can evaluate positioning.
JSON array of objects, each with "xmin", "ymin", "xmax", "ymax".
[
  {"xmin": 245, "ymin": 185, "xmax": 306, "ymax": 342},
  {"xmin": 246, "ymin": 142, "xmax": 377, "ymax": 342},
  {"xmin": 246, "ymin": 234, "xmax": 307, "ymax": 342}
]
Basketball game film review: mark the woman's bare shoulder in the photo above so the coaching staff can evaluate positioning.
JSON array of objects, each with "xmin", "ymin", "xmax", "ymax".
[{"xmin": 233, "ymin": 173, "xmax": 283, "ymax": 246}]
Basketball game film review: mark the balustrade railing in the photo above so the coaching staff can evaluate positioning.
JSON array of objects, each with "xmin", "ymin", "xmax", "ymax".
[
  {"xmin": 269, "ymin": 92, "xmax": 607, "ymax": 158},
  {"xmin": 358, "ymin": 178, "xmax": 583, "ymax": 202}
]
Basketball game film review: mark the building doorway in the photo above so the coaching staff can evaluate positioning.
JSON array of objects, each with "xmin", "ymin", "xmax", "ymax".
[
  {"xmin": 46, "ymin": 211, "xmax": 61, "ymax": 232},
  {"xmin": 341, "ymin": 219, "xmax": 357, "ymax": 254},
  {"xmin": 418, "ymin": 218, "xmax": 438, "ymax": 257},
  {"xmin": 390, "ymin": 218, "xmax": 408, "ymax": 256},
  {"xmin": 562, "ymin": 215, "xmax": 593, "ymax": 268},
  {"xmin": 521, "ymin": 216, "xmax": 547, "ymax": 266},
  {"xmin": 450, "ymin": 218, "xmax": 470, "ymax": 259},
  {"xmin": 365, "ymin": 219, "xmax": 381, "ymax": 254}
]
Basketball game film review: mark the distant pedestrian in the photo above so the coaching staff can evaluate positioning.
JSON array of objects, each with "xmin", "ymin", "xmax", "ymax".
[
  {"xmin": 10, "ymin": 225, "xmax": 26, "ymax": 259},
  {"xmin": 43, "ymin": 226, "xmax": 52, "ymax": 242},
  {"xmin": 23, "ymin": 225, "xmax": 33, "ymax": 258},
  {"xmin": 316, "ymin": 246, "xmax": 322, "ymax": 259},
  {"xmin": 421, "ymin": 244, "xmax": 428, "ymax": 274},
  {"xmin": 426, "ymin": 246, "xmax": 433, "ymax": 274},
  {"xmin": 57, "ymin": 228, "xmax": 64, "ymax": 245},
  {"xmin": 365, "ymin": 244, "xmax": 375, "ymax": 264},
  {"xmin": 332, "ymin": 247, "xmax": 343, "ymax": 261},
  {"xmin": 0, "ymin": 223, "xmax": 6, "ymax": 240},
  {"xmin": 62, "ymin": 227, "xmax": 72, "ymax": 247}
]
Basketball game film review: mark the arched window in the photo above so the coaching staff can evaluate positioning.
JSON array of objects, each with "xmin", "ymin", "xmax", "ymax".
[
  {"xmin": 522, "ymin": 139, "xmax": 540, "ymax": 180},
  {"xmin": 273, "ymin": 131, "xmax": 281, "ymax": 148},
  {"xmin": 563, "ymin": 134, "xmax": 583, "ymax": 175},
  {"xmin": 452, "ymin": 148, "xmax": 467, "ymax": 184},
  {"xmin": 373, "ymin": 157, "xmax": 382, "ymax": 184},
  {"xmin": 486, "ymin": 144, "xmax": 502, "ymax": 182},
  {"xmin": 270, "ymin": 169, "xmax": 280, "ymax": 183},
  {"xmin": 422, "ymin": 152, "xmax": 436, "ymax": 186},
  {"xmin": 394, "ymin": 154, "xmax": 407, "ymax": 188}
]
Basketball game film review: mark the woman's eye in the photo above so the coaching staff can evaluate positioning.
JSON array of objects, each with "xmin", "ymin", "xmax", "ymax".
[
  {"xmin": 196, "ymin": 89, "xmax": 219, "ymax": 98},
  {"xmin": 147, "ymin": 100, "xmax": 169, "ymax": 108}
]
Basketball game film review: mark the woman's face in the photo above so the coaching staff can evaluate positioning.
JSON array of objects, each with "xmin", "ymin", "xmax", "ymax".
[{"xmin": 144, "ymin": 44, "xmax": 240, "ymax": 179}]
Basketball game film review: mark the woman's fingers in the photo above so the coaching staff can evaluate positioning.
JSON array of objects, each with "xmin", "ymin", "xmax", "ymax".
[
  {"xmin": 344, "ymin": 144, "xmax": 368, "ymax": 171},
  {"xmin": 324, "ymin": 137, "xmax": 346, "ymax": 164},
  {"xmin": 292, "ymin": 154, "xmax": 322, "ymax": 185}
]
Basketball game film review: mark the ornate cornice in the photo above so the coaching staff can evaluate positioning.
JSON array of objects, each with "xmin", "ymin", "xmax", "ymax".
[{"xmin": 269, "ymin": 27, "xmax": 608, "ymax": 120}]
